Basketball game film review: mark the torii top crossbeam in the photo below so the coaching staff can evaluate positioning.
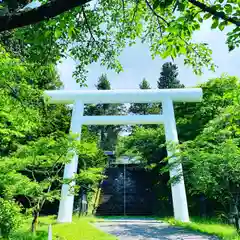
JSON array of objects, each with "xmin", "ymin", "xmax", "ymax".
[{"xmin": 45, "ymin": 88, "xmax": 202, "ymax": 104}]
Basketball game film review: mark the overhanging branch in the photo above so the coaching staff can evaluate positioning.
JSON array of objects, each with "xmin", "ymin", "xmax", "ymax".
[
  {"xmin": 189, "ymin": 0, "xmax": 240, "ymax": 27},
  {"xmin": 145, "ymin": 0, "xmax": 169, "ymax": 25},
  {"xmin": 0, "ymin": 0, "xmax": 91, "ymax": 32},
  {"xmin": 1, "ymin": 0, "xmax": 239, "ymax": 34},
  {"xmin": 81, "ymin": 5, "xmax": 96, "ymax": 42}
]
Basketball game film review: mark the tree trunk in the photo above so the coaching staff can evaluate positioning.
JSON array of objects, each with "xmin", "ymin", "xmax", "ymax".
[
  {"xmin": 0, "ymin": 0, "xmax": 91, "ymax": 32},
  {"xmin": 229, "ymin": 201, "xmax": 240, "ymax": 234},
  {"xmin": 31, "ymin": 210, "xmax": 39, "ymax": 233},
  {"xmin": 234, "ymin": 215, "xmax": 240, "ymax": 234},
  {"xmin": 100, "ymin": 127, "xmax": 105, "ymax": 150},
  {"xmin": 78, "ymin": 190, "xmax": 83, "ymax": 217}
]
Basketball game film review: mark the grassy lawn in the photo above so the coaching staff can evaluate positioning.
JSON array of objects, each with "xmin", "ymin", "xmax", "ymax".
[
  {"xmin": 13, "ymin": 215, "xmax": 240, "ymax": 240},
  {"xmin": 17, "ymin": 215, "xmax": 116, "ymax": 240},
  {"xmin": 163, "ymin": 217, "xmax": 240, "ymax": 240}
]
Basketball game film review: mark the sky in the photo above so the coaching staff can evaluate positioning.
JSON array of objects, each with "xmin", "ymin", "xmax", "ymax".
[{"xmin": 58, "ymin": 21, "xmax": 240, "ymax": 90}]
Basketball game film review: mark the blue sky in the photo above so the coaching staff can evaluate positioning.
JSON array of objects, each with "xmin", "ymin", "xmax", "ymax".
[{"xmin": 58, "ymin": 21, "xmax": 240, "ymax": 90}]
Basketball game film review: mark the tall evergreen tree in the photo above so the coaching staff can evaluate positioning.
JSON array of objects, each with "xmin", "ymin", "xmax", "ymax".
[
  {"xmin": 129, "ymin": 78, "xmax": 151, "ymax": 115},
  {"xmin": 157, "ymin": 62, "xmax": 184, "ymax": 89},
  {"xmin": 95, "ymin": 74, "xmax": 111, "ymax": 114},
  {"xmin": 128, "ymin": 79, "xmax": 159, "ymax": 131},
  {"xmin": 96, "ymin": 74, "xmax": 111, "ymax": 90}
]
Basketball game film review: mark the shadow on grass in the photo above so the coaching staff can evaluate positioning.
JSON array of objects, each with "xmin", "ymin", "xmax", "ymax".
[{"xmin": 10, "ymin": 230, "xmax": 47, "ymax": 240}]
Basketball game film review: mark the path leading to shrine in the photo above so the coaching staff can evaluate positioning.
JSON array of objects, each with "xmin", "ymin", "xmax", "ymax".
[{"xmin": 94, "ymin": 219, "xmax": 219, "ymax": 240}]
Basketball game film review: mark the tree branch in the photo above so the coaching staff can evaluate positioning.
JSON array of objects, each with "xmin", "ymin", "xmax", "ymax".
[
  {"xmin": 145, "ymin": 0, "xmax": 169, "ymax": 25},
  {"xmin": 1, "ymin": 0, "xmax": 239, "ymax": 33},
  {"xmin": 81, "ymin": 5, "xmax": 96, "ymax": 42},
  {"xmin": 172, "ymin": 0, "xmax": 179, "ymax": 13},
  {"xmin": 0, "ymin": 0, "xmax": 92, "ymax": 32},
  {"xmin": 121, "ymin": 0, "xmax": 126, "ymax": 25},
  {"xmin": 131, "ymin": 0, "xmax": 140, "ymax": 25},
  {"xmin": 189, "ymin": 0, "xmax": 240, "ymax": 27}
]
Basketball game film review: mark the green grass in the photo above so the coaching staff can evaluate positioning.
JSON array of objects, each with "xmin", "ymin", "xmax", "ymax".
[
  {"xmin": 163, "ymin": 217, "xmax": 240, "ymax": 240},
  {"xmin": 52, "ymin": 216, "xmax": 116, "ymax": 240},
  {"xmin": 14, "ymin": 215, "xmax": 240, "ymax": 240},
  {"xmin": 16, "ymin": 215, "xmax": 116, "ymax": 240}
]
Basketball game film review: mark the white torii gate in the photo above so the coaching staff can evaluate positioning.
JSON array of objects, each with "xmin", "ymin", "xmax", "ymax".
[{"xmin": 45, "ymin": 88, "xmax": 203, "ymax": 223}]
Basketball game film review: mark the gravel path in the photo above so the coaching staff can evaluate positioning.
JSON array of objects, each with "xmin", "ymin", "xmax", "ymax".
[{"xmin": 94, "ymin": 219, "xmax": 219, "ymax": 240}]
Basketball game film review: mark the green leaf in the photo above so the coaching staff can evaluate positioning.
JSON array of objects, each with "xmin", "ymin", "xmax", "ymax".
[
  {"xmin": 179, "ymin": 46, "xmax": 187, "ymax": 54},
  {"xmin": 167, "ymin": 25, "xmax": 178, "ymax": 34},
  {"xmin": 68, "ymin": 27, "xmax": 75, "ymax": 38},
  {"xmin": 172, "ymin": 47, "xmax": 177, "ymax": 58},
  {"xmin": 178, "ymin": 2, "xmax": 186, "ymax": 11},
  {"xmin": 193, "ymin": 22, "xmax": 200, "ymax": 30},
  {"xmin": 198, "ymin": 16, "xmax": 203, "ymax": 23},
  {"xmin": 211, "ymin": 19, "xmax": 219, "ymax": 29},
  {"xmin": 54, "ymin": 29, "xmax": 62, "ymax": 39},
  {"xmin": 203, "ymin": 13, "xmax": 212, "ymax": 20},
  {"xmin": 153, "ymin": 0, "xmax": 160, "ymax": 9},
  {"xmin": 228, "ymin": 44, "xmax": 235, "ymax": 51},
  {"xmin": 44, "ymin": 31, "xmax": 51, "ymax": 37},
  {"xmin": 225, "ymin": 4, "xmax": 233, "ymax": 14},
  {"xmin": 218, "ymin": 22, "xmax": 225, "ymax": 31}
]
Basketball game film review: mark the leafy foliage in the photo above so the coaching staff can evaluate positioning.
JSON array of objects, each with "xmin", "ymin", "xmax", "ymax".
[
  {"xmin": 175, "ymin": 75, "xmax": 240, "ymax": 141},
  {"xmin": 117, "ymin": 126, "xmax": 166, "ymax": 165},
  {"xmin": 0, "ymin": 44, "xmax": 107, "ymax": 235},
  {"xmin": 129, "ymin": 78, "xmax": 158, "ymax": 115},
  {"xmin": 3, "ymin": 0, "xmax": 240, "ymax": 83},
  {"xmin": 119, "ymin": 74, "xmax": 240, "ymax": 218},
  {"xmin": 85, "ymin": 74, "xmax": 126, "ymax": 151},
  {"xmin": 0, "ymin": 199, "xmax": 22, "ymax": 238},
  {"xmin": 180, "ymin": 102, "xmax": 240, "ymax": 211}
]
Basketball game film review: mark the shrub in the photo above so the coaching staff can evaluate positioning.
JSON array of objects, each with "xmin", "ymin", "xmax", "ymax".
[
  {"xmin": 0, "ymin": 198, "xmax": 22, "ymax": 238},
  {"xmin": 9, "ymin": 231, "xmax": 47, "ymax": 240}
]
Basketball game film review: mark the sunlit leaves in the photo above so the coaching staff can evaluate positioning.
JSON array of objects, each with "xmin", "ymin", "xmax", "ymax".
[
  {"xmin": 176, "ymin": 78, "xmax": 240, "ymax": 211},
  {"xmin": 203, "ymin": 13, "xmax": 212, "ymax": 20},
  {"xmin": 5, "ymin": 0, "xmax": 233, "ymax": 82},
  {"xmin": 0, "ymin": 199, "xmax": 22, "ymax": 238},
  {"xmin": 225, "ymin": 3, "xmax": 233, "ymax": 14},
  {"xmin": 211, "ymin": 17, "xmax": 219, "ymax": 29}
]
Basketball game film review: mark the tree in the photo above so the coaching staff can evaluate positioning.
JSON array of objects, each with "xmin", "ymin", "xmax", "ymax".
[
  {"xmin": 85, "ymin": 74, "xmax": 126, "ymax": 151},
  {"xmin": 0, "ymin": 0, "xmax": 90, "ymax": 31},
  {"xmin": 175, "ymin": 75, "xmax": 239, "ymax": 142},
  {"xmin": 1, "ymin": 0, "xmax": 240, "ymax": 84},
  {"xmin": 0, "ymin": 44, "xmax": 71, "ymax": 156},
  {"xmin": 0, "ymin": 45, "xmax": 70, "ymax": 226},
  {"xmin": 129, "ymin": 78, "xmax": 159, "ymax": 130},
  {"xmin": 118, "ymin": 74, "xmax": 240, "ymax": 217},
  {"xmin": 0, "ymin": 31, "xmax": 112, "ymax": 239},
  {"xmin": 0, "ymin": 132, "xmax": 105, "ymax": 233},
  {"xmin": 0, "ymin": 199, "xmax": 22, "ymax": 238},
  {"xmin": 178, "ymin": 101, "xmax": 240, "ymax": 231},
  {"xmin": 129, "ymin": 78, "xmax": 152, "ymax": 115},
  {"xmin": 117, "ymin": 126, "xmax": 171, "ymax": 214},
  {"xmin": 0, "ymin": 44, "xmax": 107, "ymax": 235},
  {"xmin": 158, "ymin": 62, "xmax": 184, "ymax": 89},
  {"xmin": 0, "ymin": 0, "xmax": 239, "ymax": 38}
]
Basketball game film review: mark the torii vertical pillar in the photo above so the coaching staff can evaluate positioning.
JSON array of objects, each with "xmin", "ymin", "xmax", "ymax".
[
  {"xmin": 57, "ymin": 100, "xmax": 84, "ymax": 223},
  {"xmin": 162, "ymin": 98, "xmax": 189, "ymax": 222}
]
